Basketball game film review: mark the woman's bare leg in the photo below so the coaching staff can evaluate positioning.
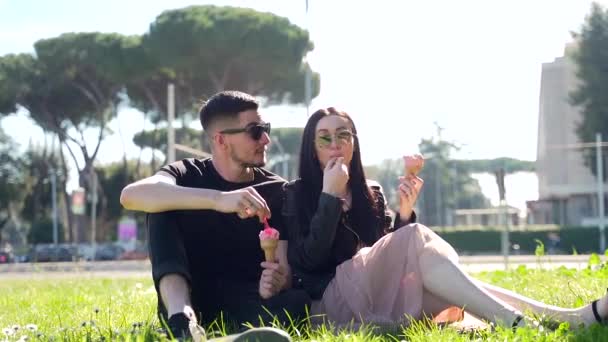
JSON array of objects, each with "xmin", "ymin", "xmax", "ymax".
[{"xmin": 409, "ymin": 224, "xmax": 607, "ymax": 327}]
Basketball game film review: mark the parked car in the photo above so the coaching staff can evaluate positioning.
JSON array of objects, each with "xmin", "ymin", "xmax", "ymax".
[
  {"xmin": 0, "ymin": 251, "xmax": 12, "ymax": 263},
  {"xmin": 94, "ymin": 244, "xmax": 125, "ymax": 261},
  {"xmin": 29, "ymin": 244, "xmax": 76, "ymax": 262}
]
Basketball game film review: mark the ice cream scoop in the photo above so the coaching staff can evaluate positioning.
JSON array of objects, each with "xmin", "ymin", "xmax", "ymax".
[
  {"xmin": 404, "ymin": 154, "xmax": 425, "ymax": 176},
  {"xmin": 259, "ymin": 219, "xmax": 279, "ymax": 262}
]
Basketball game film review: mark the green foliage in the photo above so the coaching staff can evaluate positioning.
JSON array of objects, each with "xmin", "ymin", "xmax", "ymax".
[
  {"xmin": 570, "ymin": 3, "xmax": 608, "ymax": 179},
  {"xmin": 0, "ymin": 53, "xmax": 39, "ymax": 116},
  {"xmin": 143, "ymin": 5, "xmax": 319, "ymax": 105},
  {"xmin": 19, "ymin": 144, "xmax": 66, "ymax": 227},
  {"xmin": 589, "ymin": 253, "xmax": 601, "ymax": 266},
  {"xmin": 0, "ymin": 128, "xmax": 25, "ymax": 213},
  {"xmin": 93, "ymin": 159, "xmax": 154, "ymax": 241},
  {"xmin": 435, "ymin": 226, "xmax": 608, "ymax": 255},
  {"xmin": 27, "ymin": 218, "xmax": 63, "ymax": 244},
  {"xmin": 268, "ymin": 127, "xmax": 304, "ymax": 155},
  {"xmin": 266, "ymin": 127, "xmax": 303, "ymax": 179},
  {"xmin": 133, "ymin": 126, "xmax": 208, "ymax": 158},
  {"xmin": 534, "ymin": 239, "xmax": 545, "ymax": 257},
  {"xmin": 123, "ymin": 5, "xmax": 321, "ymax": 128},
  {"xmin": 0, "ymin": 6, "xmax": 322, "ymax": 244}
]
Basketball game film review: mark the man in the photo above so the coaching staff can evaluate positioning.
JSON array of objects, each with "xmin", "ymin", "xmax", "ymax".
[{"xmin": 120, "ymin": 91, "xmax": 310, "ymax": 340}]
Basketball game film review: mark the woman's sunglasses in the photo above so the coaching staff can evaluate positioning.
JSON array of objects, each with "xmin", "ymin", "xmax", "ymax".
[
  {"xmin": 316, "ymin": 130, "xmax": 356, "ymax": 148},
  {"xmin": 220, "ymin": 122, "xmax": 271, "ymax": 141}
]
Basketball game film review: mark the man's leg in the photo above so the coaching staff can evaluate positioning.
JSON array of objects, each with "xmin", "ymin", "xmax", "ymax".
[
  {"xmin": 147, "ymin": 212, "xmax": 195, "ymax": 337},
  {"xmin": 160, "ymin": 274, "xmax": 194, "ymax": 319}
]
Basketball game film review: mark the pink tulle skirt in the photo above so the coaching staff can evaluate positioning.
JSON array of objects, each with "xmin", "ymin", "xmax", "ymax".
[{"xmin": 311, "ymin": 224, "xmax": 463, "ymax": 327}]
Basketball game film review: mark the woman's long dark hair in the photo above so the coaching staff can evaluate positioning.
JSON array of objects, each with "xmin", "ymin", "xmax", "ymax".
[{"xmin": 298, "ymin": 107, "xmax": 380, "ymax": 245}]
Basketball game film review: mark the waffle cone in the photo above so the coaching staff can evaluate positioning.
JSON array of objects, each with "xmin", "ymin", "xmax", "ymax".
[{"xmin": 260, "ymin": 239, "xmax": 278, "ymax": 262}]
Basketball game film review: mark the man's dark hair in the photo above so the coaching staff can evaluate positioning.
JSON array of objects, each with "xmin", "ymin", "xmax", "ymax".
[{"xmin": 198, "ymin": 91, "xmax": 259, "ymax": 131}]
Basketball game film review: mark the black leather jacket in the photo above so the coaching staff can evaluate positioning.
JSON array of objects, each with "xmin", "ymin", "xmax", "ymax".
[{"xmin": 283, "ymin": 179, "xmax": 416, "ymax": 299}]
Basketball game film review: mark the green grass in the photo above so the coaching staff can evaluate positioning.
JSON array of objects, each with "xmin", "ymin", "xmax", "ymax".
[{"xmin": 2, "ymin": 259, "xmax": 608, "ymax": 341}]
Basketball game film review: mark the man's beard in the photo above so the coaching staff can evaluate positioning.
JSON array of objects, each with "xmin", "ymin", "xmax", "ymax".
[{"xmin": 230, "ymin": 149, "xmax": 266, "ymax": 168}]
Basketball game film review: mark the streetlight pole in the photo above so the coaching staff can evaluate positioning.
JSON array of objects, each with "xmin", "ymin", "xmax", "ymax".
[
  {"xmin": 597, "ymin": 133, "xmax": 605, "ymax": 253},
  {"xmin": 90, "ymin": 168, "xmax": 97, "ymax": 255},
  {"xmin": 50, "ymin": 168, "xmax": 58, "ymax": 246},
  {"xmin": 167, "ymin": 83, "xmax": 176, "ymax": 163},
  {"xmin": 304, "ymin": 0, "xmax": 312, "ymax": 117}
]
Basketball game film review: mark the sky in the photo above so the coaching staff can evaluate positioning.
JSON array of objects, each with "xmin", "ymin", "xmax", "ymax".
[{"xmin": 1, "ymin": 0, "xmax": 606, "ymax": 211}]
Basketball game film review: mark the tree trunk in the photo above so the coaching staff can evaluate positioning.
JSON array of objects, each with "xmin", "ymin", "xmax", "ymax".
[{"xmin": 59, "ymin": 143, "xmax": 74, "ymax": 243}]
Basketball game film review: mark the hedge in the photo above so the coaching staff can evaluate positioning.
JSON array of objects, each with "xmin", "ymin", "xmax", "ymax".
[{"xmin": 431, "ymin": 225, "xmax": 607, "ymax": 255}]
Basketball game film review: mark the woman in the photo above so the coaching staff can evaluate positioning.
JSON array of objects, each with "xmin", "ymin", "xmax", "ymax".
[{"xmin": 284, "ymin": 107, "xmax": 608, "ymax": 329}]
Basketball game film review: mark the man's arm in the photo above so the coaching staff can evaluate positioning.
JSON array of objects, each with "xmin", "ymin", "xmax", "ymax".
[
  {"xmin": 120, "ymin": 171, "xmax": 219, "ymax": 213},
  {"xmin": 120, "ymin": 171, "xmax": 270, "ymax": 219}
]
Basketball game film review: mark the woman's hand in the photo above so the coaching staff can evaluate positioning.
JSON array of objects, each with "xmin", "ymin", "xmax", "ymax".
[
  {"xmin": 322, "ymin": 157, "xmax": 349, "ymax": 197},
  {"xmin": 258, "ymin": 261, "xmax": 288, "ymax": 299},
  {"xmin": 398, "ymin": 175, "xmax": 423, "ymax": 221}
]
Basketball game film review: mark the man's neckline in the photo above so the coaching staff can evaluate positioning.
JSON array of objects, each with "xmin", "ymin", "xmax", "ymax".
[{"xmin": 207, "ymin": 158, "xmax": 257, "ymax": 185}]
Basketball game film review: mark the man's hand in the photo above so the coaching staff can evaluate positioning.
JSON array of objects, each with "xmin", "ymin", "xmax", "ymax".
[
  {"xmin": 398, "ymin": 175, "xmax": 423, "ymax": 221},
  {"xmin": 214, "ymin": 187, "xmax": 270, "ymax": 222},
  {"xmin": 258, "ymin": 261, "xmax": 288, "ymax": 299}
]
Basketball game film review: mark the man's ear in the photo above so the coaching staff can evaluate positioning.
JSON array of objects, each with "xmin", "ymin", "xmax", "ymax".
[{"xmin": 213, "ymin": 133, "xmax": 227, "ymax": 150}]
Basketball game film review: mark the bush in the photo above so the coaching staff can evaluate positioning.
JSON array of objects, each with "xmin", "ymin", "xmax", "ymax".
[
  {"xmin": 432, "ymin": 225, "xmax": 607, "ymax": 254},
  {"xmin": 27, "ymin": 218, "xmax": 63, "ymax": 244}
]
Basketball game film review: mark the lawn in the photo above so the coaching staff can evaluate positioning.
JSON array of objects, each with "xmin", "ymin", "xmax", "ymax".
[{"xmin": 2, "ymin": 257, "xmax": 608, "ymax": 341}]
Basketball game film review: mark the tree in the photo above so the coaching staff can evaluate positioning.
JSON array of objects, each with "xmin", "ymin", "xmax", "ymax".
[
  {"xmin": 20, "ymin": 142, "xmax": 67, "ymax": 244},
  {"xmin": 143, "ymin": 5, "xmax": 320, "ymax": 103},
  {"xmin": 95, "ymin": 159, "xmax": 154, "ymax": 242},
  {"xmin": 266, "ymin": 127, "xmax": 303, "ymax": 180},
  {"xmin": 570, "ymin": 3, "xmax": 608, "ymax": 180},
  {"xmin": 0, "ymin": 127, "xmax": 26, "ymax": 245},
  {"xmin": 0, "ymin": 34, "xmax": 141, "ymax": 242},
  {"xmin": 133, "ymin": 127, "xmax": 209, "ymax": 170},
  {"xmin": 33, "ymin": 33, "xmax": 140, "ymax": 187},
  {"xmin": 124, "ymin": 6, "xmax": 320, "ymax": 177}
]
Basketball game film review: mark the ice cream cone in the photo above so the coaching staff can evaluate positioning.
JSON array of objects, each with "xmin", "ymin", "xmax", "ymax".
[
  {"xmin": 404, "ymin": 154, "xmax": 424, "ymax": 176},
  {"xmin": 260, "ymin": 239, "xmax": 278, "ymax": 262}
]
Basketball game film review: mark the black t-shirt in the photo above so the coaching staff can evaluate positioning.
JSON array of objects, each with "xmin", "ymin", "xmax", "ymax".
[{"xmin": 160, "ymin": 158, "xmax": 286, "ymax": 291}]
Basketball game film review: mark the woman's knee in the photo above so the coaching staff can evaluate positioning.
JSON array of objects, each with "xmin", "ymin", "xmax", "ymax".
[{"xmin": 410, "ymin": 224, "xmax": 459, "ymax": 261}]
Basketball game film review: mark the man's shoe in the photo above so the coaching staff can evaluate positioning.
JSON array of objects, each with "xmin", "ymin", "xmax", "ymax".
[
  {"xmin": 209, "ymin": 327, "xmax": 291, "ymax": 342},
  {"xmin": 166, "ymin": 313, "xmax": 193, "ymax": 340}
]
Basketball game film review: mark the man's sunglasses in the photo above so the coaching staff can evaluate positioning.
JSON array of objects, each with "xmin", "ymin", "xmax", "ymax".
[
  {"xmin": 316, "ymin": 130, "xmax": 356, "ymax": 148},
  {"xmin": 220, "ymin": 122, "xmax": 271, "ymax": 140}
]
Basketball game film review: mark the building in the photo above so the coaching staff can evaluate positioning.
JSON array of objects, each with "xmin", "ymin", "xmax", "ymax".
[{"xmin": 529, "ymin": 44, "xmax": 606, "ymax": 226}]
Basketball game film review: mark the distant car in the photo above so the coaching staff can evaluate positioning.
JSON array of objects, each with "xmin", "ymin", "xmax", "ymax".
[
  {"xmin": 94, "ymin": 244, "xmax": 125, "ymax": 261},
  {"xmin": 0, "ymin": 252, "xmax": 11, "ymax": 263},
  {"xmin": 118, "ymin": 250, "xmax": 148, "ymax": 260},
  {"xmin": 30, "ymin": 245, "xmax": 75, "ymax": 262}
]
